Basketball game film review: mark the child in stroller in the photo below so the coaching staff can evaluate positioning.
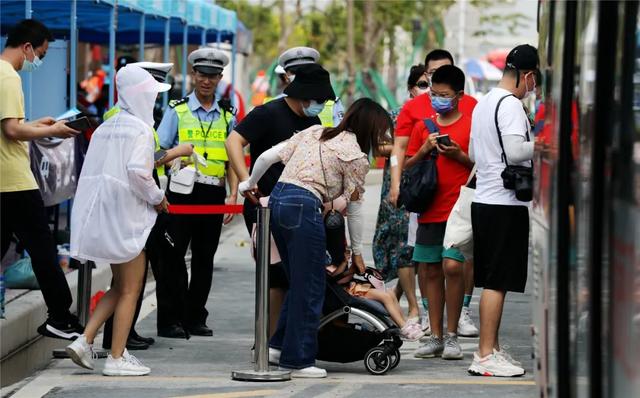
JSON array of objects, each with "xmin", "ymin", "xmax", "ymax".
[{"xmin": 323, "ymin": 207, "xmax": 424, "ymax": 342}]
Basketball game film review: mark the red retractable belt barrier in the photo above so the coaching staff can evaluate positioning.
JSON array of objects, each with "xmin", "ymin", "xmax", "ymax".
[{"xmin": 168, "ymin": 204, "xmax": 244, "ymax": 215}]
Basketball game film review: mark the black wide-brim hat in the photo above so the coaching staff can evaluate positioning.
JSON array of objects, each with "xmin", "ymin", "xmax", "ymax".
[{"xmin": 283, "ymin": 63, "xmax": 336, "ymax": 102}]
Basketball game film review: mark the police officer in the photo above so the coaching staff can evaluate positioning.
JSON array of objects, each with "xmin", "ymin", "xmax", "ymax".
[
  {"xmin": 155, "ymin": 48, "xmax": 237, "ymax": 338},
  {"xmin": 101, "ymin": 61, "xmax": 194, "ymax": 350},
  {"xmin": 277, "ymin": 46, "xmax": 344, "ymax": 126}
]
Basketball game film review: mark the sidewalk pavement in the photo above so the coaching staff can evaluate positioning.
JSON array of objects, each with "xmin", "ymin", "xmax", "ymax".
[{"xmin": 2, "ymin": 174, "xmax": 536, "ymax": 398}]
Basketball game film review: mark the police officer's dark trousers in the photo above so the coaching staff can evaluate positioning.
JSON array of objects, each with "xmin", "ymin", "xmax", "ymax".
[{"xmin": 160, "ymin": 181, "xmax": 226, "ymax": 328}]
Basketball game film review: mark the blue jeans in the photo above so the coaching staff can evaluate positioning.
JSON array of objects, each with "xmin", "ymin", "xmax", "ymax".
[{"xmin": 268, "ymin": 182, "xmax": 326, "ymax": 369}]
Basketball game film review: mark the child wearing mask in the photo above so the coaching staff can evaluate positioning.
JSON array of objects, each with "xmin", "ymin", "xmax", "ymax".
[{"xmin": 404, "ymin": 65, "xmax": 474, "ymax": 360}]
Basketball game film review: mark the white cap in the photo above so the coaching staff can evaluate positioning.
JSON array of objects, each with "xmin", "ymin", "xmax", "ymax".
[
  {"xmin": 117, "ymin": 65, "xmax": 170, "ymax": 127},
  {"xmin": 188, "ymin": 48, "xmax": 229, "ymax": 74},
  {"xmin": 278, "ymin": 46, "xmax": 320, "ymax": 71},
  {"xmin": 130, "ymin": 62, "xmax": 173, "ymax": 83},
  {"xmin": 117, "ymin": 65, "xmax": 171, "ymax": 94}
]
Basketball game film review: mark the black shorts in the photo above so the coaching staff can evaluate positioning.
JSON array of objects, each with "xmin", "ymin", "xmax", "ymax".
[{"xmin": 471, "ymin": 203, "xmax": 529, "ymax": 293}]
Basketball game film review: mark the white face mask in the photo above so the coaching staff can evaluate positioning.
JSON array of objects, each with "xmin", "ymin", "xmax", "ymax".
[{"xmin": 21, "ymin": 45, "xmax": 43, "ymax": 72}]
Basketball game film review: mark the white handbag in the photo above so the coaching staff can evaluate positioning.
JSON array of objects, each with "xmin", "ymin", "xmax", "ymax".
[
  {"xmin": 169, "ymin": 165, "xmax": 196, "ymax": 194},
  {"xmin": 443, "ymin": 165, "xmax": 476, "ymax": 260}
]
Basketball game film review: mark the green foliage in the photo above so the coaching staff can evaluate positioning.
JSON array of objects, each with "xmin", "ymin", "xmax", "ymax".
[{"xmin": 220, "ymin": 0, "xmax": 454, "ymax": 75}]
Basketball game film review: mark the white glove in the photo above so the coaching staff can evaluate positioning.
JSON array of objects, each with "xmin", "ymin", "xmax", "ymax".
[{"xmin": 239, "ymin": 179, "xmax": 257, "ymax": 195}]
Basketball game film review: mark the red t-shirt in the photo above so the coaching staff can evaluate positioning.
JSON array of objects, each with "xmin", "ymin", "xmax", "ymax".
[
  {"xmin": 394, "ymin": 93, "xmax": 477, "ymax": 138},
  {"xmin": 406, "ymin": 114, "xmax": 472, "ymax": 224}
]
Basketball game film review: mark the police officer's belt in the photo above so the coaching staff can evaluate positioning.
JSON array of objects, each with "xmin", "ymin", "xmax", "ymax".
[{"xmin": 195, "ymin": 174, "xmax": 225, "ymax": 187}]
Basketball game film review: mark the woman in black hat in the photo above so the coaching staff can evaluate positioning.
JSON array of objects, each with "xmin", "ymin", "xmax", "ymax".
[{"xmin": 238, "ymin": 98, "xmax": 392, "ymax": 377}]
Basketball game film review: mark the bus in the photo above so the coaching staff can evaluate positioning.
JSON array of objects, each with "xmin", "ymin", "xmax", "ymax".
[{"xmin": 533, "ymin": 1, "xmax": 640, "ymax": 397}]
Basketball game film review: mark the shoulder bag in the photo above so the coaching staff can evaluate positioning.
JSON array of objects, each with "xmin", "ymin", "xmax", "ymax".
[
  {"xmin": 443, "ymin": 165, "xmax": 476, "ymax": 260},
  {"xmin": 495, "ymin": 94, "xmax": 534, "ymax": 202},
  {"xmin": 398, "ymin": 118, "xmax": 439, "ymax": 213}
]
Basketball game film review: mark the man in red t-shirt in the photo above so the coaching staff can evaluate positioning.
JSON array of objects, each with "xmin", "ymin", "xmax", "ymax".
[
  {"xmin": 404, "ymin": 65, "xmax": 473, "ymax": 360},
  {"xmin": 389, "ymin": 49, "xmax": 477, "ymax": 207}
]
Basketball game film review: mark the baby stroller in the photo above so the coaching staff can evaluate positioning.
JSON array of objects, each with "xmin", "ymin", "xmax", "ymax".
[
  {"xmin": 316, "ymin": 270, "xmax": 404, "ymax": 375},
  {"xmin": 251, "ymin": 197, "xmax": 403, "ymax": 375}
]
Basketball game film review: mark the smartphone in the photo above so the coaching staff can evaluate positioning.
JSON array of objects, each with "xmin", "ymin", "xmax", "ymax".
[
  {"xmin": 65, "ymin": 116, "xmax": 92, "ymax": 132},
  {"xmin": 154, "ymin": 149, "xmax": 168, "ymax": 163},
  {"xmin": 436, "ymin": 134, "xmax": 452, "ymax": 146}
]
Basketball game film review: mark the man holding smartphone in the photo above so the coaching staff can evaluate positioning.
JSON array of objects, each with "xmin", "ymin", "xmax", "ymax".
[
  {"xmin": 403, "ymin": 65, "xmax": 473, "ymax": 360},
  {"xmin": 0, "ymin": 19, "xmax": 83, "ymax": 339}
]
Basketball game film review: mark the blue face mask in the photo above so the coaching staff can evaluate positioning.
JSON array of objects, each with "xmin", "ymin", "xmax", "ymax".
[
  {"xmin": 431, "ymin": 95, "xmax": 455, "ymax": 114},
  {"xmin": 21, "ymin": 46, "xmax": 43, "ymax": 72},
  {"xmin": 303, "ymin": 100, "xmax": 326, "ymax": 117}
]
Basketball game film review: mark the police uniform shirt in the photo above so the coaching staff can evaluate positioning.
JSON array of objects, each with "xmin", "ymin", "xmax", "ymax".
[{"xmin": 157, "ymin": 92, "xmax": 235, "ymax": 149}]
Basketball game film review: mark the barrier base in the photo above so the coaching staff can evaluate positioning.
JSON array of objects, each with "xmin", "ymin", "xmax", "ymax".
[
  {"xmin": 231, "ymin": 369, "xmax": 291, "ymax": 382},
  {"xmin": 52, "ymin": 347, "xmax": 108, "ymax": 359}
]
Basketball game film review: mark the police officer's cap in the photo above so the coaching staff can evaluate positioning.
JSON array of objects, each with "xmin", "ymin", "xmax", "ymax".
[
  {"xmin": 188, "ymin": 48, "xmax": 228, "ymax": 75},
  {"xmin": 131, "ymin": 62, "xmax": 173, "ymax": 83},
  {"xmin": 278, "ymin": 47, "xmax": 320, "ymax": 71}
]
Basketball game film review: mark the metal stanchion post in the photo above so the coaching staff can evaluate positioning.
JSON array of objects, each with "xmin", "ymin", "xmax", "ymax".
[
  {"xmin": 53, "ymin": 261, "xmax": 107, "ymax": 358},
  {"xmin": 232, "ymin": 196, "xmax": 290, "ymax": 382}
]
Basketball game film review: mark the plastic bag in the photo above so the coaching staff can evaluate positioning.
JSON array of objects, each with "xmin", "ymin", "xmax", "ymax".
[{"xmin": 4, "ymin": 257, "xmax": 40, "ymax": 290}]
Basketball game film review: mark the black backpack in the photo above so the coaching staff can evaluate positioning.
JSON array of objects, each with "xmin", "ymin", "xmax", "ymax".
[{"xmin": 398, "ymin": 118, "xmax": 439, "ymax": 213}]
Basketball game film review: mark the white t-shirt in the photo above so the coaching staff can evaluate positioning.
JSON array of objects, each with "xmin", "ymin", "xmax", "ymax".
[{"xmin": 470, "ymin": 87, "xmax": 532, "ymax": 206}]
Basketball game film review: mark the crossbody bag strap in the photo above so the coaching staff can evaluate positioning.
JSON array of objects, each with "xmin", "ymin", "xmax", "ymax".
[
  {"xmin": 423, "ymin": 118, "xmax": 440, "ymax": 158},
  {"xmin": 318, "ymin": 141, "xmax": 332, "ymax": 208},
  {"xmin": 494, "ymin": 94, "xmax": 515, "ymax": 166},
  {"xmin": 465, "ymin": 164, "xmax": 477, "ymax": 187}
]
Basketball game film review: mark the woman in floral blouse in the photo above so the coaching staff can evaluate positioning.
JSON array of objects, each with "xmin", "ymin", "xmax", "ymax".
[{"xmin": 239, "ymin": 98, "xmax": 392, "ymax": 378}]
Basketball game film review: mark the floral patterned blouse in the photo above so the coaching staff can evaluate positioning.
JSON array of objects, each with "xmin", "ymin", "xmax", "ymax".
[{"xmin": 278, "ymin": 125, "xmax": 369, "ymax": 203}]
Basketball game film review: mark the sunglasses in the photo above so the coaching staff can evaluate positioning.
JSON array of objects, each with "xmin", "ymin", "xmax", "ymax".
[{"xmin": 415, "ymin": 81, "xmax": 430, "ymax": 90}]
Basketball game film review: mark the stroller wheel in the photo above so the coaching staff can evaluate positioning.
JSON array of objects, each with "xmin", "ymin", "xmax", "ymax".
[
  {"xmin": 364, "ymin": 346, "xmax": 391, "ymax": 375},
  {"xmin": 389, "ymin": 348, "xmax": 401, "ymax": 370}
]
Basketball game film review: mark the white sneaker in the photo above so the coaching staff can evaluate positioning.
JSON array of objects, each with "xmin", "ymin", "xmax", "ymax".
[
  {"xmin": 279, "ymin": 366, "xmax": 327, "ymax": 378},
  {"xmin": 494, "ymin": 346, "xmax": 522, "ymax": 367},
  {"xmin": 468, "ymin": 351, "xmax": 525, "ymax": 377},
  {"xmin": 414, "ymin": 335, "xmax": 444, "ymax": 358},
  {"xmin": 65, "ymin": 335, "xmax": 96, "ymax": 370},
  {"xmin": 269, "ymin": 347, "xmax": 281, "ymax": 364},
  {"xmin": 442, "ymin": 333, "xmax": 464, "ymax": 360},
  {"xmin": 457, "ymin": 307, "xmax": 479, "ymax": 337},
  {"xmin": 103, "ymin": 349, "xmax": 150, "ymax": 376},
  {"xmin": 421, "ymin": 313, "xmax": 431, "ymax": 335}
]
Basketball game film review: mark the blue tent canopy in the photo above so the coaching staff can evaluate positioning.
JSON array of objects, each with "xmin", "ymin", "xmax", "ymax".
[{"xmin": 0, "ymin": 0, "xmax": 241, "ymax": 45}]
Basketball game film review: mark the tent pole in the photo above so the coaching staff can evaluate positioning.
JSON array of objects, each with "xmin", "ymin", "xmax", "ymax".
[
  {"xmin": 139, "ymin": 14, "xmax": 145, "ymax": 61},
  {"xmin": 182, "ymin": 23, "xmax": 188, "ymax": 97},
  {"xmin": 201, "ymin": 29, "xmax": 206, "ymax": 47},
  {"xmin": 24, "ymin": 0, "xmax": 32, "ymax": 120},
  {"xmin": 216, "ymin": 30, "xmax": 221, "ymax": 49},
  {"xmin": 163, "ymin": 18, "xmax": 170, "ymax": 107},
  {"xmin": 108, "ymin": 5, "xmax": 116, "ymax": 108},
  {"xmin": 70, "ymin": 0, "xmax": 77, "ymax": 110}
]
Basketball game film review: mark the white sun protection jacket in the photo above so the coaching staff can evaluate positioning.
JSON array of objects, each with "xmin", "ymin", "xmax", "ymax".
[{"xmin": 70, "ymin": 65, "xmax": 170, "ymax": 264}]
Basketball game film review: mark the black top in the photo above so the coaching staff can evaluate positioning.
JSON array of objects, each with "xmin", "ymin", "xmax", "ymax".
[{"xmin": 235, "ymin": 97, "xmax": 320, "ymax": 196}]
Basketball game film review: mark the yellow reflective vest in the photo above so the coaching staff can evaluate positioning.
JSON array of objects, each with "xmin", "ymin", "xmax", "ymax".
[{"xmin": 171, "ymin": 101, "xmax": 233, "ymax": 178}]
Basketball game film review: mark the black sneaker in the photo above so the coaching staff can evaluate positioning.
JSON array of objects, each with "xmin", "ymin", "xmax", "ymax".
[{"xmin": 37, "ymin": 316, "xmax": 84, "ymax": 340}]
